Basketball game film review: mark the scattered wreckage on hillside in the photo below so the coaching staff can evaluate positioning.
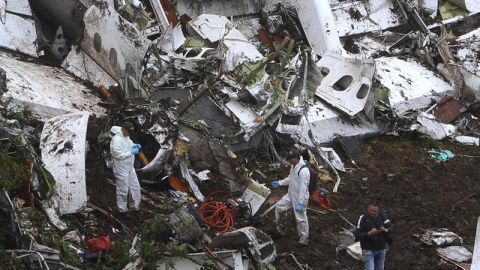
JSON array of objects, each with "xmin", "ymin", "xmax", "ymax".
[{"xmin": 1, "ymin": 0, "xmax": 480, "ymax": 269}]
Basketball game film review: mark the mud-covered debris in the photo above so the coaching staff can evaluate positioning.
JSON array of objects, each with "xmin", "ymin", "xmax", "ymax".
[
  {"xmin": 0, "ymin": 51, "xmax": 105, "ymax": 121},
  {"xmin": 416, "ymin": 228, "xmax": 463, "ymax": 246},
  {"xmin": 40, "ymin": 112, "xmax": 90, "ymax": 215}
]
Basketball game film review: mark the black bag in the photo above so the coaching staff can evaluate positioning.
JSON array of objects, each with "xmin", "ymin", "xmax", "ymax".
[{"xmin": 298, "ymin": 164, "xmax": 319, "ymax": 194}]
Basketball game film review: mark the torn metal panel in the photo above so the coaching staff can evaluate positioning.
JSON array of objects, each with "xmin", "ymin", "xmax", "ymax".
[
  {"xmin": 0, "ymin": 51, "xmax": 106, "ymax": 120},
  {"xmin": 148, "ymin": 0, "xmax": 170, "ymax": 32},
  {"xmin": 241, "ymin": 180, "xmax": 271, "ymax": 216},
  {"xmin": 168, "ymin": 205, "xmax": 203, "ymax": 243},
  {"xmin": 454, "ymin": 135, "xmax": 479, "ymax": 146},
  {"xmin": 436, "ymin": 63, "xmax": 475, "ymax": 102},
  {"xmin": 156, "ymin": 250, "xmax": 248, "ymax": 270},
  {"xmin": 233, "ymin": 18, "xmax": 263, "ymax": 50},
  {"xmin": 15, "ymin": 243, "xmax": 82, "ymax": 270},
  {"xmin": 135, "ymin": 108, "xmax": 178, "ymax": 181},
  {"xmin": 210, "ymin": 227, "xmax": 276, "ymax": 266},
  {"xmin": 428, "ymin": 12, "xmax": 480, "ymax": 37},
  {"xmin": 375, "ymin": 57, "xmax": 454, "ymax": 116},
  {"xmin": 176, "ymin": 0, "xmax": 265, "ymax": 17},
  {"xmin": 224, "ymin": 38, "xmax": 263, "ymax": 72},
  {"xmin": 315, "ymin": 53, "xmax": 375, "ymax": 116},
  {"xmin": 449, "ymin": 0, "xmax": 480, "ymax": 13},
  {"xmin": 179, "ymin": 160, "xmax": 205, "ymax": 202},
  {"xmin": 418, "ymin": 228, "xmax": 463, "ymax": 246},
  {"xmin": 437, "ymin": 246, "xmax": 472, "ymax": 263},
  {"xmin": 421, "ymin": 0, "xmax": 439, "ymax": 18},
  {"xmin": 42, "ymin": 203, "xmax": 68, "ymax": 231},
  {"xmin": 320, "ymin": 147, "xmax": 345, "ymax": 172},
  {"xmin": 226, "ymin": 101, "xmax": 259, "ymax": 139},
  {"xmin": 413, "ymin": 113, "xmax": 457, "ymax": 140},
  {"xmin": 295, "ymin": 0, "xmax": 343, "ymax": 55},
  {"xmin": 62, "ymin": 45, "xmax": 117, "ymax": 87},
  {"xmin": 275, "ymin": 113, "xmax": 303, "ymax": 135},
  {"xmin": 187, "ymin": 14, "xmax": 263, "ymax": 71},
  {"xmin": 461, "ymin": 65, "xmax": 480, "ymax": 101},
  {"xmin": 349, "ymin": 35, "xmax": 389, "ymax": 59},
  {"xmin": 275, "ymin": 114, "xmax": 303, "ymax": 135},
  {"xmin": 330, "ymin": 0, "xmax": 402, "ymax": 37},
  {"xmin": 40, "ymin": 112, "xmax": 90, "ymax": 215},
  {"xmin": 5, "ymin": 0, "xmax": 32, "ymax": 16},
  {"xmin": 76, "ymin": 4, "xmax": 151, "ymax": 86},
  {"xmin": 451, "ymin": 27, "xmax": 480, "ymax": 100},
  {"xmin": 346, "ymin": 242, "xmax": 363, "ymax": 261},
  {"xmin": 277, "ymin": 51, "xmax": 315, "ymax": 136},
  {"xmin": 157, "ymin": 25, "xmax": 186, "ymax": 53},
  {"xmin": 80, "ymin": 3, "xmax": 151, "ymax": 79},
  {"xmin": 187, "ymin": 14, "xmax": 231, "ymax": 43},
  {"xmin": 296, "ymin": 101, "xmax": 380, "ymax": 145},
  {"xmin": 143, "ymin": 24, "xmax": 161, "ymax": 38},
  {"xmin": 136, "ymin": 146, "xmax": 172, "ymax": 179},
  {"xmin": 0, "ymin": 0, "xmax": 37, "ymax": 57}
]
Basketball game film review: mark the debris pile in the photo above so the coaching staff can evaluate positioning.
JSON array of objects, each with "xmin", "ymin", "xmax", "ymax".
[{"xmin": 1, "ymin": 0, "xmax": 480, "ymax": 269}]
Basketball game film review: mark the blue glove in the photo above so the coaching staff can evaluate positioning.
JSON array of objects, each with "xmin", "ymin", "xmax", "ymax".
[
  {"xmin": 131, "ymin": 146, "xmax": 140, "ymax": 155},
  {"xmin": 295, "ymin": 202, "xmax": 303, "ymax": 213},
  {"xmin": 134, "ymin": 143, "xmax": 142, "ymax": 150},
  {"xmin": 271, "ymin": 180, "xmax": 280, "ymax": 189}
]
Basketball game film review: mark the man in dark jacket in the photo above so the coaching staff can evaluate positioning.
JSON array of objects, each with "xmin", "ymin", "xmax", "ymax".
[{"xmin": 354, "ymin": 202, "xmax": 394, "ymax": 270}]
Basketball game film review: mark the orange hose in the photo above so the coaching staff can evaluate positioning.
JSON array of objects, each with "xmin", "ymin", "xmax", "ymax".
[
  {"xmin": 197, "ymin": 201, "xmax": 234, "ymax": 233},
  {"xmin": 138, "ymin": 151, "xmax": 150, "ymax": 167}
]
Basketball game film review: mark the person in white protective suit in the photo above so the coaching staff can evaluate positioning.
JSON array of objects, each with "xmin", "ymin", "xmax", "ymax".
[
  {"xmin": 271, "ymin": 148, "xmax": 310, "ymax": 245},
  {"xmin": 110, "ymin": 123, "xmax": 142, "ymax": 213}
]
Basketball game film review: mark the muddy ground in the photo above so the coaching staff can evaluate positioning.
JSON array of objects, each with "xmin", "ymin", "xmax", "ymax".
[
  {"xmin": 268, "ymin": 135, "xmax": 480, "ymax": 270},
  {"xmin": 84, "ymin": 134, "xmax": 480, "ymax": 270}
]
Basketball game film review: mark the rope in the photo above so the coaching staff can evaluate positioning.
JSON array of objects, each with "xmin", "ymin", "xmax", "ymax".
[{"xmin": 197, "ymin": 201, "xmax": 234, "ymax": 233}]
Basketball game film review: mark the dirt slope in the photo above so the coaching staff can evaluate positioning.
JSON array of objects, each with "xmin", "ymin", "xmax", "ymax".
[{"xmin": 270, "ymin": 135, "xmax": 480, "ymax": 270}]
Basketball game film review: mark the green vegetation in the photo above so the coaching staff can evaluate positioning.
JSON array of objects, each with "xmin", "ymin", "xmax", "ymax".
[
  {"xmin": 42, "ymin": 232, "xmax": 83, "ymax": 268},
  {"xmin": 139, "ymin": 214, "xmax": 191, "ymax": 270},
  {"xmin": 103, "ymin": 239, "xmax": 132, "ymax": 270},
  {"xmin": 0, "ymin": 251, "xmax": 27, "ymax": 270},
  {"xmin": 0, "ymin": 148, "xmax": 27, "ymax": 192}
]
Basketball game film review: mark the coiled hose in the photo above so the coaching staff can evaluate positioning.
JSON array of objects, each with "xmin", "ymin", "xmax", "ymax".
[{"xmin": 197, "ymin": 201, "xmax": 234, "ymax": 233}]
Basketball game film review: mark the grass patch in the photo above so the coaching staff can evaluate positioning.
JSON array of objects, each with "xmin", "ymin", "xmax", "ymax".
[{"xmin": 0, "ymin": 148, "xmax": 27, "ymax": 192}]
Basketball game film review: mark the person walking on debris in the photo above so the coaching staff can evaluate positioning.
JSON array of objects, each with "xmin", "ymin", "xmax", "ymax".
[
  {"xmin": 354, "ymin": 202, "xmax": 394, "ymax": 270},
  {"xmin": 110, "ymin": 123, "xmax": 142, "ymax": 214},
  {"xmin": 271, "ymin": 148, "xmax": 310, "ymax": 246}
]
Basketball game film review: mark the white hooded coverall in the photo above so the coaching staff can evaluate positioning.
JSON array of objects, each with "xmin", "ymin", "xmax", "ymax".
[
  {"xmin": 275, "ymin": 157, "xmax": 310, "ymax": 244},
  {"xmin": 110, "ymin": 126, "xmax": 141, "ymax": 212}
]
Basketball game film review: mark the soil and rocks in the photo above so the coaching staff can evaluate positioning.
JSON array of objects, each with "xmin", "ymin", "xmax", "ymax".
[{"xmin": 269, "ymin": 135, "xmax": 480, "ymax": 270}]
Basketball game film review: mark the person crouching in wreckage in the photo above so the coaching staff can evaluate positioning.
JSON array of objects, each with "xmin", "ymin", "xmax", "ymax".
[
  {"xmin": 110, "ymin": 122, "xmax": 142, "ymax": 215},
  {"xmin": 271, "ymin": 148, "xmax": 310, "ymax": 246}
]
